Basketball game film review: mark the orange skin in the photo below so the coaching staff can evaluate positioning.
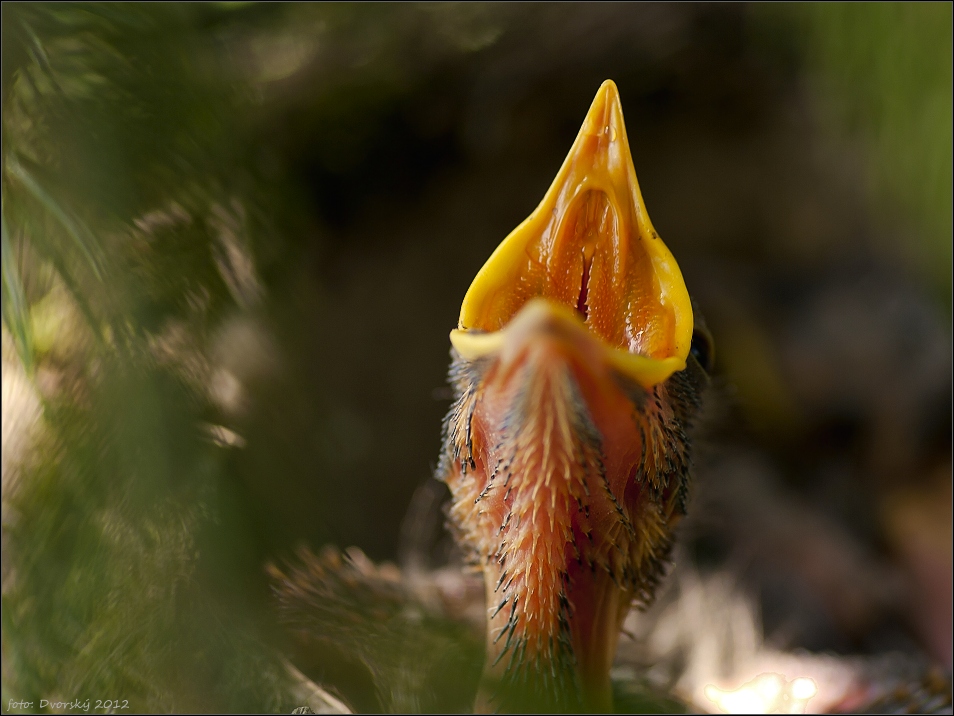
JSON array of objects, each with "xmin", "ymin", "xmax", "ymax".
[{"xmin": 439, "ymin": 82, "xmax": 708, "ymax": 712}]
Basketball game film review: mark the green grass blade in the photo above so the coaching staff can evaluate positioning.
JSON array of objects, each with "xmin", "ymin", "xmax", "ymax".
[
  {"xmin": 1, "ymin": 206, "xmax": 35, "ymax": 374},
  {"xmin": 7, "ymin": 155, "xmax": 104, "ymax": 281}
]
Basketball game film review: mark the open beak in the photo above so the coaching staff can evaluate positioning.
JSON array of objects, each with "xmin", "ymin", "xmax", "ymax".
[
  {"xmin": 450, "ymin": 79, "xmax": 692, "ymax": 389},
  {"xmin": 440, "ymin": 81, "xmax": 702, "ymax": 713}
]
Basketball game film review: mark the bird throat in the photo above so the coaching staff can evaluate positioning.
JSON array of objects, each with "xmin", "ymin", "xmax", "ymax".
[{"xmin": 441, "ymin": 327, "xmax": 693, "ymax": 712}]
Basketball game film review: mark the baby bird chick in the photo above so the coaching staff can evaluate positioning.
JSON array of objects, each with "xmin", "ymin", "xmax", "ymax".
[{"xmin": 438, "ymin": 81, "xmax": 711, "ymax": 713}]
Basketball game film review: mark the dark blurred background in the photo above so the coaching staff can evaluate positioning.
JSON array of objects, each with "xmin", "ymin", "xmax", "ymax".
[{"xmin": 2, "ymin": 3, "xmax": 950, "ymax": 712}]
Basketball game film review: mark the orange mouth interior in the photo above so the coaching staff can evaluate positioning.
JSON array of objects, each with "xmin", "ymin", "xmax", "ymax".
[{"xmin": 452, "ymin": 80, "xmax": 692, "ymax": 386}]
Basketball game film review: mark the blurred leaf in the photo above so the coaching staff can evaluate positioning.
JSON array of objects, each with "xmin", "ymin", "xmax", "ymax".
[
  {"xmin": 1, "ymin": 206, "xmax": 34, "ymax": 373},
  {"xmin": 6, "ymin": 155, "xmax": 103, "ymax": 280}
]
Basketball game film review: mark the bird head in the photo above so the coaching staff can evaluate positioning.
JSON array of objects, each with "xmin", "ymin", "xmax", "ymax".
[{"xmin": 439, "ymin": 80, "xmax": 710, "ymax": 712}]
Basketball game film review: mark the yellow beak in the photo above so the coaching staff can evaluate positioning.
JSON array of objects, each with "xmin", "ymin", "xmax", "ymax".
[{"xmin": 450, "ymin": 79, "xmax": 693, "ymax": 389}]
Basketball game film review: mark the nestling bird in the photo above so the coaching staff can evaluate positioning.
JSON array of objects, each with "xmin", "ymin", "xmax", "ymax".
[{"xmin": 437, "ymin": 80, "xmax": 713, "ymax": 712}]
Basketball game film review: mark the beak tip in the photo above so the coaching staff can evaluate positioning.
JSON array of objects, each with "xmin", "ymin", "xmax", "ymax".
[
  {"xmin": 586, "ymin": 80, "xmax": 625, "ymax": 136},
  {"xmin": 597, "ymin": 78, "xmax": 620, "ymax": 101},
  {"xmin": 590, "ymin": 80, "xmax": 623, "ymax": 119}
]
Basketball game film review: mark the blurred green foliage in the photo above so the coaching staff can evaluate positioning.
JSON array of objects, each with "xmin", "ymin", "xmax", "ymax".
[
  {"xmin": 784, "ymin": 2, "xmax": 952, "ymax": 304},
  {"xmin": 2, "ymin": 3, "xmax": 257, "ymax": 366},
  {"xmin": 4, "ymin": 365, "xmax": 289, "ymax": 711},
  {"xmin": 2, "ymin": 3, "xmax": 298, "ymax": 712}
]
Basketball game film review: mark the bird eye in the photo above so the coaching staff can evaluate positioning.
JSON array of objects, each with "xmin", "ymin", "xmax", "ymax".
[{"xmin": 689, "ymin": 328, "xmax": 714, "ymax": 373}]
